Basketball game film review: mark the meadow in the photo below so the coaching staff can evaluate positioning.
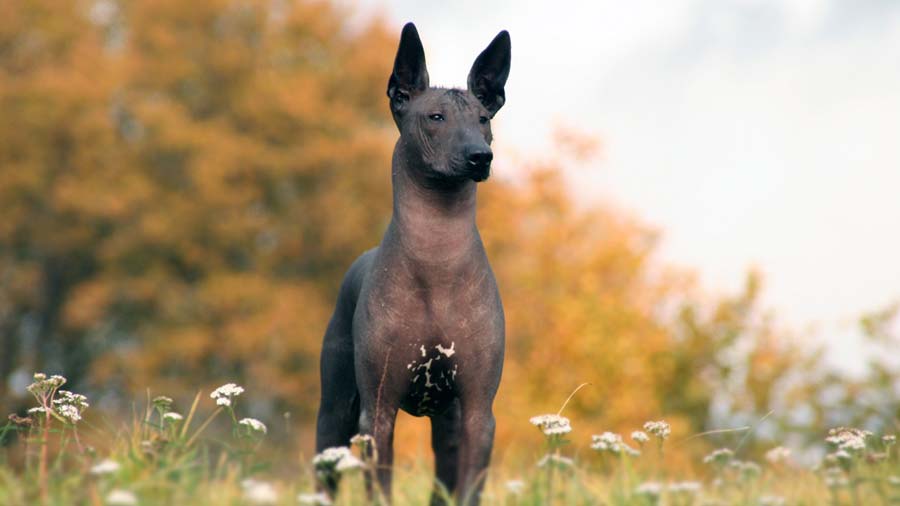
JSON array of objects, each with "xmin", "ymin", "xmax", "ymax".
[{"xmin": 2, "ymin": 374, "xmax": 897, "ymax": 506}]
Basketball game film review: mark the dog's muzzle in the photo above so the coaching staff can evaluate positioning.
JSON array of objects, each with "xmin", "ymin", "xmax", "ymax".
[{"xmin": 466, "ymin": 150, "xmax": 493, "ymax": 181}]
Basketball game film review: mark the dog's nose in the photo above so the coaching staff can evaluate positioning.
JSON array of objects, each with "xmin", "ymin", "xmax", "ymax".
[{"xmin": 467, "ymin": 149, "xmax": 493, "ymax": 167}]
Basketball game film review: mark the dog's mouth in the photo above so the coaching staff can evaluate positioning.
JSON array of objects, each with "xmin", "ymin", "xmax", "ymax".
[{"xmin": 465, "ymin": 161, "xmax": 491, "ymax": 182}]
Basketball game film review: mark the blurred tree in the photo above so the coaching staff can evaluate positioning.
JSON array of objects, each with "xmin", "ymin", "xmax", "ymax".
[{"xmin": 0, "ymin": 0, "xmax": 396, "ymax": 423}]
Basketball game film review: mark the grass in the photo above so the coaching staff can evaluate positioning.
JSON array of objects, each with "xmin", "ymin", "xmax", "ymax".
[{"xmin": 1, "ymin": 373, "xmax": 899, "ymax": 506}]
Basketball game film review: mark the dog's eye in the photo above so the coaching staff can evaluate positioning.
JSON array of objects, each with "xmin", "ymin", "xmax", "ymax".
[
  {"xmin": 428, "ymin": 113, "xmax": 444, "ymax": 122},
  {"xmin": 479, "ymin": 116, "xmax": 489, "ymax": 125}
]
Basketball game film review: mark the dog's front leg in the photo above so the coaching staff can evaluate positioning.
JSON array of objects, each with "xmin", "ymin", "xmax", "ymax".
[
  {"xmin": 456, "ymin": 401, "xmax": 496, "ymax": 506},
  {"xmin": 358, "ymin": 397, "xmax": 398, "ymax": 502}
]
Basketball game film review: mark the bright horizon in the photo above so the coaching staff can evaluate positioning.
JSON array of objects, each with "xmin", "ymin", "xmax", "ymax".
[{"xmin": 352, "ymin": 0, "xmax": 900, "ymax": 372}]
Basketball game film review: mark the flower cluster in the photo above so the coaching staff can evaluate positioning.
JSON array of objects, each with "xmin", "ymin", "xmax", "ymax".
[
  {"xmin": 703, "ymin": 448, "xmax": 734, "ymax": 466},
  {"xmin": 634, "ymin": 481, "xmax": 662, "ymax": 499},
  {"xmin": 732, "ymin": 460, "xmax": 762, "ymax": 480},
  {"xmin": 152, "ymin": 396, "xmax": 173, "ymax": 411},
  {"xmin": 825, "ymin": 427, "xmax": 871, "ymax": 454},
  {"xmin": 632, "ymin": 481, "xmax": 701, "ymax": 503},
  {"xmin": 505, "ymin": 479, "xmax": 526, "ymax": 495},
  {"xmin": 536, "ymin": 453, "xmax": 574, "ymax": 469},
  {"xmin": 241, "ymin": 478, "xmax": 278, "ymax": 505},
  {"xmin": 297, "ymin": 492, "xmax": 332, "ymax": 505},
  {"xmin": 350, "ymin": 433, "xmax": 374, "ymax": 452},
  {"xmin": 313, "ymin": 446, "xmax": 353, "ymax": 468},
  {"xmin": 53, "ymin": 390, "xmax": 89, "ymax": 424},
  {"xmin": 239, "ymin": 417, "xmax": 267, "ymax": 435},
  {"xmin": 643, "ymin": 420, "xmax": 671, "ymax": 440},
  {"xmin": 529, "ymin": 414, "xmax": 571, "ymax": 437},
  {"xmin": 27, "ymin": 373, "xmax": 67, "ymax": 397},
  {"xmin": 90, "ymin": 458, "xmax": 121, "ymax": 475},
  {"xmin": 210, "ymin": 383, "xmax": 244, "ymax": 408},
  {"xmin": 764, "ymin": 446, "xmax": 791, "ymax": 465},
  {"xmin": 106, "ymin": 489, "xmax": 138, "ymax": 506},
  {"xmin": 313, "ymin": 445, "xmax": 364, "ymax": 475},
  {"xmin": 668, "ymin": 481, "xmax": 702, "ymax": 495},
  {"xmin": 590, "ymin": 432, "xmax": 639, "ymax": 456}
]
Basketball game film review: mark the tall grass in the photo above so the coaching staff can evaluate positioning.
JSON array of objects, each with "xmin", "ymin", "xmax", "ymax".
[{"xmin": 1, "ymin": 373, "xmax": 898, "ymax": 506}]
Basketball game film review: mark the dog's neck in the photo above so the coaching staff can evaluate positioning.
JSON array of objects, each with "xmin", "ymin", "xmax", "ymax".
[{"xmin": 388, "ymin": 141, "xmax": 480, "ymax": 266}]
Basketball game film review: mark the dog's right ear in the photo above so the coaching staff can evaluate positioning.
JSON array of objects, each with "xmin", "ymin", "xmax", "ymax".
[{"xmin": 387, "ymin": 23, "xmax": 429, "ymax": 119}]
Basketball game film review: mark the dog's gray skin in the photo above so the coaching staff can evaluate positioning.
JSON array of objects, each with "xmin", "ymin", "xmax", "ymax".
[{"xmin": 315, "ymin": 23, "xmax": 510, "ymax": 506}]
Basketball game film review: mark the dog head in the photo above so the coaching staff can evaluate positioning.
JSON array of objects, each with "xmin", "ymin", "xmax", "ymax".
[{"xmin": 387, "ymin": 23, "xmax": 510, "ymax": 185}]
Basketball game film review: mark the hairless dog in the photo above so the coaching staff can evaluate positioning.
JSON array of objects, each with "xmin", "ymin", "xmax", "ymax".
[{"xmin": 316, "ymin": 22, "xmax": 510, "ymax": 506}]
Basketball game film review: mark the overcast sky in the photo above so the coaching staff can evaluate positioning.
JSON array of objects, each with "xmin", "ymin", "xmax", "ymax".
[{"xmin": 350, "ymin": 0, "xmax": 900, "ymax": 372}]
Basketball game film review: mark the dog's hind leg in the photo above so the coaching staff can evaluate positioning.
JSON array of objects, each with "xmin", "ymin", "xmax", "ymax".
[
  {"xmin": 315, "ymin": 251, "xmax": 374, "ymax": 493},
  {"xmin": 315, "ymin": 311, "xmax": 360, "ymax": 451}
]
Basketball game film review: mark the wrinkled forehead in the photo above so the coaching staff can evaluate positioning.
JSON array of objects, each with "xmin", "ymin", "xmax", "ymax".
[{"xmin": 415, "ymin": 88, "xmax": 484, "ymax": 114}]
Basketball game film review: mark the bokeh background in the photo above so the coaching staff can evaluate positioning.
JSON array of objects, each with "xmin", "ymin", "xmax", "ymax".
[{"xmin": 2, "ymin": 0, "xmax": 899, "ymax": 466}]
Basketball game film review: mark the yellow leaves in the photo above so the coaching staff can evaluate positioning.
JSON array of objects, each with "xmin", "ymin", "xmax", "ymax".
[{"xmin": 63, "ymin": 279, "xmax": 113, "ymax": 330}]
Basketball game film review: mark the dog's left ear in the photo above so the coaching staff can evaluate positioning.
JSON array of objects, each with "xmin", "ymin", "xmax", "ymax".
[{"xmin": 468, "ymin": 30, "xmax": 511, "ymax": 117}]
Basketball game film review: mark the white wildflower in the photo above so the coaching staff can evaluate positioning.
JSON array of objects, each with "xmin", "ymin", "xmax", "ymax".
[
  {"xmin": 27, "ymin": 372, "xmax": 67, "ymax": 396},
  {"xmin": 162, "ymin": 412, "xmax": 183, "ymax": 424},
  {"xmin": 643, "ymin": 420, "xmax": 671, "ymax": 440},
  {"xmin": 57, "ymin": 404, "xmax": 82, "ymax": 424},
  {"xmin": 210, "ymin": 382, "xmax": 244, "ymax": 407},
  {"xmin": 883, "ymin": 435, "xmax": 896, "ymax": 446},
  {"xmin": 52, "ymin": 389, "xmax": 89, "ymax": 424},
  {"xmin": 27, "ymin": 407, "xmax": 47, "ymax": 415},
  {"xmin": 241, "ymin": 478, "xmax": 278, "ymax": 505},
  {"xmin": 833, "ymin": 450, "xmax": 852, "ymax": 462},
  {"xmin": 312, "ymin": 446, "xmax": 353, "ymax": 467},
  {"xmin": 631, "ymin": 431, "xmax": 649, "ymax": 444},
  {"xmin": 505, "ymin": 479, "xmax": 525, "ymax": 495},
  {"xmin": 826, "ymin": 427, "xmax": 871, "ymax": 454},
  {"xmin": 824, "ymin": 468, "xmax": 848, "ymax": 488},
  {"xmin": 591, "ymin": 432, "xmax": 639, "ymax": 455},
  {"xmin": 350, "ymin": 433, "xmax": 374, "ymax": 448},
  {"xmin": 735, "ymin": 460, "xmax": 762, "ymax": 480},
  {"xmin": 765, "ymin": 446, "xmax": 791, "ymax": 465},
  {"xmin": 529, "ymin": 414, "xmax": 571, "ymax": 436},
  {"xmin": 536, "ymin": 454, "xmax": 574, "ymax": 469},
  {"xmin": 55, "ymin": 390, "xmax": 89, "ymax": 410},
  {"xmin": 703, "ymin": 448, "xmax": 734, "ymax": 465},
  {"xmin": 90, "ymin": 458, "xmax": 121, "ymax": 475},
  {"xmin": 239, "ymin": 417, "xmax": 267, "ymax": 434},
  {"xmin": 105, "ymin": 488, "xmax": 138, "ymax": 506},
  {"xmin": 152, "ymin": 396, "xmax": 173, "ymax": 410},
  {"xmin": 297, "ymin": 492, "xmax": 332, "ymax": 505},
  {"xmin": 668, "ymin": 481, "xmax": 702, "ymax": 494},
  {"xmin": 335, "ymin": 453, "xmax": 364, "ymax": 472},
  {"xmin": 634, "ymin": 481, "xmax": 662, "ymax": 498}
]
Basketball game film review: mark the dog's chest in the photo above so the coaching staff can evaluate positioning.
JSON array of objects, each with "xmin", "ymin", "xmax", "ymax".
[{"xmin": 399, "ymin": 339, "xmax": 459, "ymax": 416}]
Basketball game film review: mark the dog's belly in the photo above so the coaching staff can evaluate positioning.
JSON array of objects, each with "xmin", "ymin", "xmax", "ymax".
[{"xmin": 399, "ymin": 340, "xmax": 459, "ymax": 417}]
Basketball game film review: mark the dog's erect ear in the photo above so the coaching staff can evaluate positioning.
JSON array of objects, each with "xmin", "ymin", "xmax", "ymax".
[
  {"xmin": 387, "ymin": 23, "xmax": 429, "ymax": 118},
  {"xmin": 468, "ymin": 30, "xmax": 511, "ymax": 117}
]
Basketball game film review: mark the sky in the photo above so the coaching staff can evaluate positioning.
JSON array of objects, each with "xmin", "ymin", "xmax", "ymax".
[{"xmin": 349, "ymin": 0, "xmax": 900, "ymax": 372}]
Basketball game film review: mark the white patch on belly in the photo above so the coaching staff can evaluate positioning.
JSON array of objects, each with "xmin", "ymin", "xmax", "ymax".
[{"xmin": 435, "ymin": 342, "xmax": 456, "ymax": 358}]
